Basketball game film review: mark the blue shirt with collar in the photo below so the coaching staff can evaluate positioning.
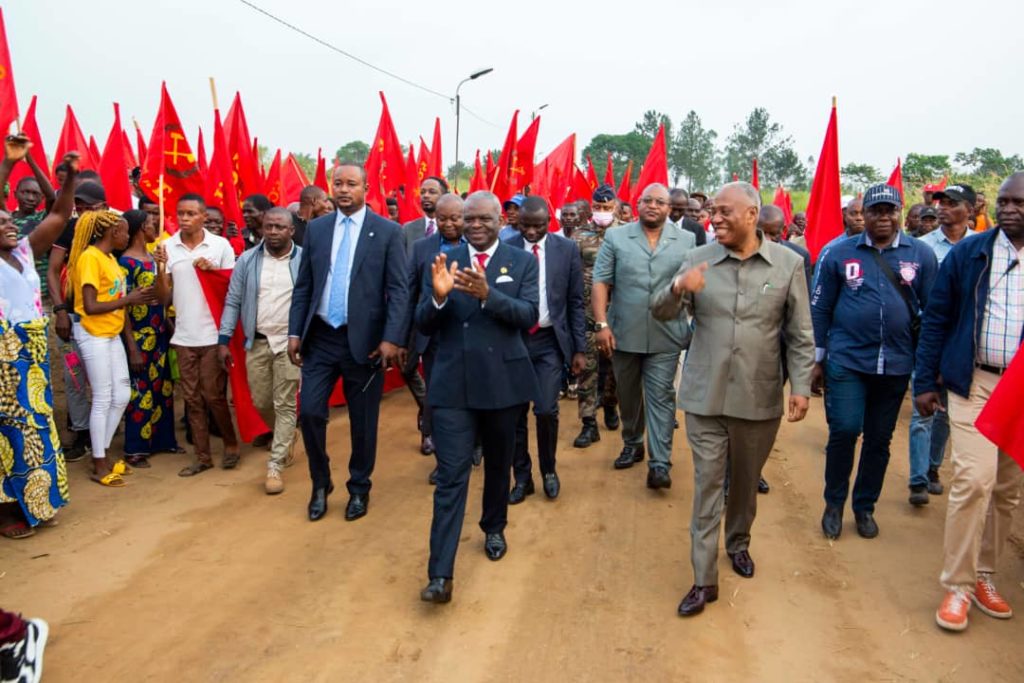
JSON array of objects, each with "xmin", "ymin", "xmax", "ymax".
[
  {"xmin": 917, "ymin": 226, "xmax": 969, "ymax": 265},
  {"xmin": 316, "ymin": 206, "xmax": 366, "ymax": 323},
  {"xmin": 811, "ymin": 230, "xmax": 938, "ymax": 376},
  {"xmin": 438, "ymin": 233, "xmax": 467, "ymax": 255},
  {"xmin": 499, "ymin": 224, "xmax": 520, "ymax": 242}
]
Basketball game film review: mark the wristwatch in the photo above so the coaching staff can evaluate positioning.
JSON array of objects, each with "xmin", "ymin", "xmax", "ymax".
[
  {"xmin": 594, "ymin": 321, "xmax": 609, "ymax": 331},
  {"xmin": 52, "ymin": 303, "xmax": 70, "ymax": 313}
]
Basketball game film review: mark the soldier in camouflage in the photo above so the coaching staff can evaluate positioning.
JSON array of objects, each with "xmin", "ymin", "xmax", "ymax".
[{"xmin": 572, "ymin": 184, "xmax": 621, "ymax": 447}]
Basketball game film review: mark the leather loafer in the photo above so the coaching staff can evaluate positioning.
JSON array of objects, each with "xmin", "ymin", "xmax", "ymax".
[
  {"xmin": 854, "ymin": 511, "xmax": 879, "ymax": 539},
  {"xmin": 345, "ymin": 493, "xmax": 369, "ymax": 521},
  {"xmin": 678, "ymin": 585, "xmax": 718, "ymax": 617},
  {"xmin": 484, "ymin": 532, "xmax": 507, "ymax": 561},
  {"xmin": 729, "ymin": 550, "xmax": 755, "ymax": 578},
  {"xmin": 420, "ymin": 577, "xmax": 452, "ymax": 604},
  {"xmin": 821, "ymin": 505, "xmax": 842, "ymax": 539},
  {"xmin": 758, "ymin": 477, "xmax": 770, "ymax": 494},
  {"xmin": 613, "ymin": 444, "xmax": 645, "ymax": 470},
  {"xmin": 509, "ymin": 479, "xmax": 535, "ymax": 505},
  {"xmin": 428, "ymin": 466, "xmax": 439, "ymax": 486},
  {"xmin": 543, "ymin": 472, "xmax": 560, "ymax": 499},
  {"xmin": 307, "ymin": 483, "xmax": 334, "ymax": 522},
  {"xmin": 646, "ymin": 466, "xmax": 671, "ymax": 489},
  {"xmin": 420, "ymin": 435, "xmax": 435, "ymax": 456}
]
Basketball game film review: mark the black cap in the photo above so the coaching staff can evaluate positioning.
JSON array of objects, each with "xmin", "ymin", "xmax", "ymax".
[
  {"xmin": 863, "ymin": 183, "xmax": 902, "ymax": 209},
  {"xmin": 73, "ymin": 181, "xmax": 106, "ymax": 204},
  {"xmin": 919, "ymin": 207, "xmax": 938, "ymax": 219},
  {"xmin": 933, "ymin": 183, "xmax": 977, "ymax": 206}
]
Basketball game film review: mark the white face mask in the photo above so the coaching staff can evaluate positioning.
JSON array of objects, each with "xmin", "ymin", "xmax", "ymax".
[{"xmin": 592, "ymin": 211, "xmax": 614, "ymax": 228}]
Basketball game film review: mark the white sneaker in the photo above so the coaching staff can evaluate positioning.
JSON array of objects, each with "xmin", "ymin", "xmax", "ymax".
[{"xmin": 0, "ymin": 618, "xmax": 47, "ymax": 683}]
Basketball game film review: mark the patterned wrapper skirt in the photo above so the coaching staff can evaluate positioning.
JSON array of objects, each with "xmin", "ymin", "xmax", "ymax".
[{"xmin": 0, "ymin": 317, "xmax": 69, "ymax": 526}]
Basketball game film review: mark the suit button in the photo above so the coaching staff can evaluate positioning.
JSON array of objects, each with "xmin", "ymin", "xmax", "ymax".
[{"xmin": 463, "ymin": 322, "xmax": 469, "ymax": 328}]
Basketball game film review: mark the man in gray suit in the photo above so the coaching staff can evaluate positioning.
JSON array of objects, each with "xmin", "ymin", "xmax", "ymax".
[
  {"xmin": 652, "ymin": 182, "xmax": 814, "ymax": 617},
  {"xmin": 402, "ymin": 176, "xmax": 448, "ymax": 252},
  {"xmin": 592, "ymin": 183, "xmax": 695, "ymax": 488}
]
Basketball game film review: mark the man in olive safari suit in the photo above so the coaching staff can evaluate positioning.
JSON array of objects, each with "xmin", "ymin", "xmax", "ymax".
[{"xmin": 652, "ymin": 182, "xmax": 814, "ymax": 618}]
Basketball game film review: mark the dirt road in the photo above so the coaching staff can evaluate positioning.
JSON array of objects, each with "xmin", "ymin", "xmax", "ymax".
[{"xmin": 4, "ymin": 390, "xmax": 1023, "ymax": 682}]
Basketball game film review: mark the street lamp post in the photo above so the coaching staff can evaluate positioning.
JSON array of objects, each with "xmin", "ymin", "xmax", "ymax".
[
  {"xmin": 454, "ymin": 67, "xmax": 493, "ymax": 192},
  {"xmin": 531, "ymin": 103, "xmax": 548, "ymax": 121}
]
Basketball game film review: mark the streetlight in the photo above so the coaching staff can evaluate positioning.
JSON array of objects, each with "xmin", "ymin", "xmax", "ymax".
[
  {"xmin": 454, "ymin": 67, "xmax": 493, "ymax": 192},
  {"xmin": 531, "ymin": 103, "xmax": 548, "ymax": 121}
]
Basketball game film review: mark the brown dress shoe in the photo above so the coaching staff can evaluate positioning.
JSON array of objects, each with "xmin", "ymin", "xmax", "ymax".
[{"xmin": 677, "ymin": 585, "xmax": 718, "ymax": 617}]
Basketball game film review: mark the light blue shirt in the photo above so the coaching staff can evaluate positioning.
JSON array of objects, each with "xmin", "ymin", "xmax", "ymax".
[
  {"xmin": 317, "ymin": 205, "xmax": 366, "ymax": 323},
  {"xmin": 918, "ymin": 226, "xmax": 968, "ymax": 265}
]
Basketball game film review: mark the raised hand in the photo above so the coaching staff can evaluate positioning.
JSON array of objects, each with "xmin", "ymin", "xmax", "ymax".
[
  {"xmin": 431, "ymin": 253, "xmax": 457, "ymax": 303},
  {"xmin": 4, "ymin": 134, "xmax": 31, "ymax": 163},
  {"xmin": 453, "ymin": 258, "xmax": 489, "ymax": 301}
]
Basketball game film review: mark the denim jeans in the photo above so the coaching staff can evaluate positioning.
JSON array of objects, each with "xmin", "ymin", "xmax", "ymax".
[
  {"xmin": 823, "ymin": 360, "xmax": 910, "ymax": 513},
  {"xmin": 908, "ymin": 383, "xmax": 949, "ymax": 487}
]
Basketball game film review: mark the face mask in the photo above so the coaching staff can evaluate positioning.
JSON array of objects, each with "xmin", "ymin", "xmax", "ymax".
[{"xmin": 592, "ymin": 211, "xmax": 614, "ymax": 228}]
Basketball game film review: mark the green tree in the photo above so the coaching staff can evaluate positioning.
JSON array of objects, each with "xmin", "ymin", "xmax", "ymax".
[
  {"xmin": 581, "ymin": 132, "xmax": 650, "ymax": 185},
  {"xmin": 671, "ymin": 110, "xmax": 718, "ymax": 191},
  {"xmin": 723, "ymin": 108, "xmax": 804, "ymax": 188},
  {"xmin": 841, "ymin": 163, "xmax": 882, "ymax": 191},
  {"xmin": 953, "ymin": 147, "xmax": 1023, "ymax": 178},
  {"xmin": 903, "ymin": 153, "xmax": 951, "ymax": 185},
  {"xmin": 292, "ymin": 152, "xmax": 316, "ymax": 180},
  {"xmin": 634, "ymin": 110, "xmax": 672, "ymax": 146},
  {"xmin": 767, "ymin": 147, "xmax": 808, "ymax": 189},
  {"xmin": 335, "ymin": 140, "xmax": 370, "ymax": 166}
]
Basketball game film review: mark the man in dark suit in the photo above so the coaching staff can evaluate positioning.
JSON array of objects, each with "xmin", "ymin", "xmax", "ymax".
[
  {"xmin": 402, "ymin": 176, "xmax": 448, "ymax": 252},
  {"xmin": 416, "ymin": 191, "xmax": 540, "ymax": 604},
  {"xmin": 505, "ymin": 197, "xmax": 587, "ymax": 502},
  {"xmin": 287, "ymin": 163, "xmax": 409, "ymax": 522},
  {"xmin": 406, "ymin": 193, "xmax": 467, "ymax": 483},
  {"xmin": 670, "ymin": 188, "xmax": 709, "ymax": 246}
]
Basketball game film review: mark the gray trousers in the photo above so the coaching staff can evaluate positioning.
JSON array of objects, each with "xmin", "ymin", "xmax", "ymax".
[
  {"xmin": 686, "ymin": 412, "xmax": 781, "ymax": 586},
  {"xmin": 611, "ymin": 350, "xmax": 678, "ymax": 469},
  {"xmin": 56, "ymin": 337, "xmax": 91, "ymax": 432}
]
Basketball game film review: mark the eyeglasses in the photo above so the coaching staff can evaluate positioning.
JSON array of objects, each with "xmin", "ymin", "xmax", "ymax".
[{"xmin": 638, "ymin": 198, "xmax": 669, "ymax": 207}]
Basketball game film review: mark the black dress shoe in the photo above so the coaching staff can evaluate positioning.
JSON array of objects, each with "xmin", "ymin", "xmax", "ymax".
[
  {"xmin": 729, "ymin": 550, "xmax": 755, "ymax": 578},
  {"xmin": 573, "ymin": 419, "xmax": 600, "ymax": 448},
  {"xmin": 543, "ymin": 473, "xmax": 560, "ymax": 499},
  {"xmin": 604, "ymin": 406, "xmax": 620, "ymax": 431},
  {"xmin": 420, "ymin": 577, "xmax": 452, "ymax": 604},
  {"xmin": 420, "ymin": 435, "xmax": 435, "ymax": 456},
  {"xmin": 307, "ymin": 483, "xmax": 334, "ymax": 522},
  {"xmin": 484, "ymin": 532, "xmax": 507, "ymax": 561},
  {"xmin": 854, "ymin": 511, "xmax": 879, "ymax": 539},
  {"xmin": 678, "ymin": 585, "xmax": 718, "ymax": 617},
  {"xmin": 508, "ymin": 479, "xmax": 535, "ymax": 505},
  {"xmin": 428, "ymin": 466, "xmax": 439, "ymax": 486},
  {"xmin": 758, "ymin": 477, "xmax": 770, "ymax": 494},
  {"xmin": 472, "ymin": 445, "xmax": 483, "ymax": 466},
  {"xmin": 821, "ymin": 505, "xmax": 842, "ymax": 539},
  {"xmin": 646, "ymin": 466, "xmax": 671, "ymax": 489},
  {"xmin": 613, "ymin": 444, "xmax": 645, "ymax": 469},
  {"xmin": 345, "ymin": 493, "xmax": 369, "ymax": 521}
]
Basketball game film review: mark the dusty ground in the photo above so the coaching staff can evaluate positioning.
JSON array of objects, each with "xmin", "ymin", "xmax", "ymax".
[{"xmin": 3, "ymin": 386, "xmax": 1024, "ymax": 682}]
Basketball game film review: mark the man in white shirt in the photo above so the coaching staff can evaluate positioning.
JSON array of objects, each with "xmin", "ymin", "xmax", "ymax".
[{"xmin": 154, "ymin": 193, "xmax": 238, "ymax": 476}]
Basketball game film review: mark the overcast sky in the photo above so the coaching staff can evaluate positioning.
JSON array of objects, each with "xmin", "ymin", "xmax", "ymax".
[{"xmin": 7, "ymin": 0, "xmax": 1021, "ymax": 181}]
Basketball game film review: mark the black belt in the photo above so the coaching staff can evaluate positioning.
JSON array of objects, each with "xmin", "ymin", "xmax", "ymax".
[
  {"xmin": 976, "ymin": 363, "xmax": 1006, "ymax": 376},
  {"xmin": 254, "ymin": 332, "xmax": 267, "ymax": 340}
]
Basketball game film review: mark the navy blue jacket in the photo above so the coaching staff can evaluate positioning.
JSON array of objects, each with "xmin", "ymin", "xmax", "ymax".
[
  {"xmin": 288, "ymin": 208, "xmax": 409, "ymax": 363},
  {"xmin": 404, "ymin": 234, "xmax": 465, "ymax": 354},
  {"xmin": 914, "ymin": 229, "xmax": 1023, "ymax": 398},
  {"xmin": 811, "ymin": 232, "xmax": 938, "ymax": 376},
  {"xmin": 505, "ymin": 232, "xmax": 587, "ymax": 362},
  {"xmin": 415, "ymin": 242, "xmax": 540, "ymax": 410}
]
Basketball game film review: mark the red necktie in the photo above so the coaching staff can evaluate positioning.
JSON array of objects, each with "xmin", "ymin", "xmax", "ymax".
[
  {"xmin": 529, "ymin": 244, "xmax": 540, "ymax": 334},
  {"xmin": 475, "ymin": 252, "xmax": 489, "ymax": 270}
]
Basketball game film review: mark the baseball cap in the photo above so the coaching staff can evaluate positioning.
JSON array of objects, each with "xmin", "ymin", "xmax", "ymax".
[
  {"xmin": 862, "ymin": 184, "xmax": 903, "ymax": 209},
  {"xmin": 933, "ymin": 183, "xmax": 976, "ymax": 205},
  {"xmin": 73, "ymin": 181, "xmax": 106, "ymax": 204},
  {"xmin": 919, "ymin": 206, "xmax": 938, "ymax": 219},
  {"xmin": 503, "ymin": 194, "xmax": 525, "ymax": 210}
]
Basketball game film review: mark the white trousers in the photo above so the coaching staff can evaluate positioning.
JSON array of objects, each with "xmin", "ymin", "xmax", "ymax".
[{"xmin": 73, "ymin": 323, "xmax": 130, "ymax": 460}]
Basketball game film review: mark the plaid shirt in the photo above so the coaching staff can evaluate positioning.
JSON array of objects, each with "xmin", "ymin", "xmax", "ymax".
[{"xmin": 977, "ymin": 229, "xmax": 1024, "ymax": 368}]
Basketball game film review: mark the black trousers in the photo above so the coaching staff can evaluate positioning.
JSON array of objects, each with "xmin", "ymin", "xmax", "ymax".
[
  {"xmin": 512, "ymin": 328, "xmax": 563, "ymax": 483},
  {"xmin": 428, "ymin": 403, "xmax": 524, "ymax": 579},
  {"xmin": 298, "ymin": 318, "xmax": 384, "ymax": 495}
]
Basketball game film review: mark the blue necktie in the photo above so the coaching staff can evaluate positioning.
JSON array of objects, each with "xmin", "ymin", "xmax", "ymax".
[{"xmin": 327, "ymin": 216, "xmax": 353, "ymax": 327}]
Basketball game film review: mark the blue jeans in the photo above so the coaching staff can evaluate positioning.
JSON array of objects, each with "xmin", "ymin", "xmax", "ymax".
[
  {"xmin": 823, "ymin": 361, "xmax": 910, "ymax": 514},
  {"xmin": 908, "ymin": 383, "xmax": 949, "ymax": 487}
]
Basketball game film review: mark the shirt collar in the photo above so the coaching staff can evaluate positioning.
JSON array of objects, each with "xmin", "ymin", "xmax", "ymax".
[
  {"xmin": 469, "ymin": 239, "xmax": 500, "ymax": 261},
  {"xmin": 859, "ymin": 230, "xmax": 902, "ymax": 250},
  {"xmin": 528, "ymin": 234, "xmax": 547, "ymax": 251},
  {"xmin": 335, "ymin": 205, "xmax": 367, "ymax": 229},
  {"xmin": 170, "ymin": 228, "xmax": 213, "ymax": 249},
  {"xmin": 438, "ymin": 233, "xmax": 466, "ymax": 247},
  {"xmin": 712, "ymin": 230, "xmax": 773, "ymax": 264},
  {"xmin": 996, "ymin": 227, "xmax": 1023, "ymax": 256}
]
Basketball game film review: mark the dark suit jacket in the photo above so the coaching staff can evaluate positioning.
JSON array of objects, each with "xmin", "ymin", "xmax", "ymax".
[
  {"xmin": 402, "ymin": 217, "xmax": 427, "ymax": 253},
  {"xmin": 405, "ymin": 234, "xmax": 445, "ymax": 354},
  {"xmin": 505, "ymin": 233, "xmax": 587, "ymax": 362},
  {"xmin": 780, "ymin": 239, "xmax": 812, "ymax": 294},
  {"xmin": 680, "ymin": 218, "xmax": 708, "ymax": 246},
  {"xmin": 288, "ymin": 208, "xmax": 409, "ymax": 363},
  {"xmin": 415, "ymin": 242, "xmax": 540, "ymax": 410}
]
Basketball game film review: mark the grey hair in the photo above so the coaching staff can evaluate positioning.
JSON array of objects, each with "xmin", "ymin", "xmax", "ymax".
[
  {"xmin": 465, "ymin": 190, "xmax": 502, "ymax": 219},
  {"xmin": 720, "ymin": 181, "xmax": 761, "ymax": 209},
  {"xmin": 641, "ymin": 182, "xmax": 670, "ymax": 197}
]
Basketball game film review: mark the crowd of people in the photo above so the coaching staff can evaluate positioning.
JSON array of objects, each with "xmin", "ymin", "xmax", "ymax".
[{"xmin": 0, "ymin": 127, "xmax": 1021, "ymax": 678}]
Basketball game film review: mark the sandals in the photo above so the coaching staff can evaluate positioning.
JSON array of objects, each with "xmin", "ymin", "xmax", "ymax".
[
  {"xmin": 178, "ymin": 462, "xmax": 214, "ymax": 477},
  {"xmin": 111, "ymin": 460, "xmax": 134, "ymax": 476},
  {"xmin": 124, "ymin": 454, "xmax": 151, "ymax": 468},
  {"xmin": 1, "ymin": 521, "xmax": 36, "ymax": 539},
  {"xmin": 222, "ymin": 452, "xmax": 241, "ymax": 470},
  {"xmin": 92, "ymin": 472, "xmax": 126, "ymax": 487}
]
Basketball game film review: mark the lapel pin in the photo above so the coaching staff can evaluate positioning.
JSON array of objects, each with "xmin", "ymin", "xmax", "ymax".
[
  {"xmin": 369, "ymin": 232, "xmax": 375, "ymax": 237},
  {"xmin": 500, "ymin": 266, "xmax": 508, "ymax": 274}
]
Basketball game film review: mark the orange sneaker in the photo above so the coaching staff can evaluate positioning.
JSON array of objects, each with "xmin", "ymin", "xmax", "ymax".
[
  {"xmin": 973, "ymin": 574, "xmax": 1013, "ymax": 619},
  {"xmin": 936, "ymin": 589, "xmax": 971, "ymax": 632}
]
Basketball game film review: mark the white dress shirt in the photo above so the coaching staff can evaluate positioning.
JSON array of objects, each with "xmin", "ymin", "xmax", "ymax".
[
  {"xmin": 166, "ymin": 229, "xmax": 236, "ymax": 347},
  {"xmin": 527, "ymin": 235, "xmax": 551, "ymax": 328},
  {"xmin": 316, "ymin": 205, "xmax": 366, "ymax": 323}
]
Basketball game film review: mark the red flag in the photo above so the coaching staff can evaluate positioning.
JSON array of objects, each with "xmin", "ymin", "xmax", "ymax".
[
  {"xmin": 752, "ymin": 157, "xmax": 760, "ymax": 190},
  {"xmin": 418, "ymin": 137, "xmax": 431, "ymax": 185},
  {"xmin": 88, "ymin": 136, "xmax": 101, "ymax": 170},
  {"xmin": 509, "ymin": 116, "xmax": 539, "ymax": 197},
  {"xmin": 605, "ymin": 152, "xmax": 615, "ymax": 187},
  {"xmin": 195, "ymin": 269, "xmax": 270, "ymax": 442},
  {"xmin": 491, "ymin": 110, "xmax": 519, "ymax": 201},
  {"xmin": 585, "ymin": 155, "xmax": 598, "ymax": 191},
  {"xmin": 571, "ymin": 165, "xmax": 593, "ymax": 204},
  {"xmin": 617, "ymin": 160, "xmax": 633, "ymax": 204},
  {"xmin": 224, "ymin": 93, "xmax": 261, "ymax": 202},
  {"xmin": 196, "ymin": 126, "xmax": 208, "ymax": 178},
  {"xmin": 139, "ymin": 83, "xmax": 204, "ymax": 230},
  {"xmin": 4, "ymin": 96, "xmax": 47, "ymax": 211},
  {"xmin": 976, "ymin": 347, "xmax": 1024, "ymax": 469},
  {"xmin": 120, "ymin": 129, "xmax": 137, "ymax": 170},
  {"xmin": 262, "ymin": 149, "xmax": 283, "ymax": 206},
  {"xmin": 98, "ymin": 103, "xmax": 133, "ymax": 212},
  {"xmin": 281, "ymin": 153, "xmax": 311, "ymax": 206},
  {"xmin": 804, "ymin": 101, "xmax": 843, "ymax": 261},
  {"xmin": 886, "ymin": 158, "xmax": 904, "ymax": 204},
  {"xmin": 533, "ymin": 134, "xmax": 576, "ymax": 205},
  {"xmin": 485, "ymin": 150, "xmax": 496, "ymax": 187},
  {"xmin": 54, "ymin": 105, "xmax": 96, "ymax": 176},
  {"xmin": 134, "ymin": 120, "xmax": 147, "ymax": 167},
  {"xmin": 428, "ymin": 117, "xmax": 443, "ymax": 179},
  {"xmin": 630, "ymin": 125, "xmax": 669, "ymax": 207},
  {"xmin": 0, "ymin": 9, "xmax": 18, "ymax": 136},
  {"xmin": 772, "ymin": 185, "xmax": 793, "ymax": 228},
  {"xmin": 205, "ymin": 107, "xmax": 244, "ymax": 253},
  {"xmin": 400, "ymin": 144, "xmax": 421, "ymax": 222},
  {"xmin": 313, "ymin": 147, "xmax": 328, "ymax": 193},
  {"xmin": 364, "ymin": 92, "xmax": 406, "ymax": 216},
  {"xmin": 469, "ymin": 150, "xmax": 486, "ymax": 192}
]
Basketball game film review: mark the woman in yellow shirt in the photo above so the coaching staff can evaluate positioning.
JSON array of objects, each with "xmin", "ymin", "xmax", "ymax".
[{"xmin": 66, "ymin": 210, "xmax": 156, "ymax": 486}]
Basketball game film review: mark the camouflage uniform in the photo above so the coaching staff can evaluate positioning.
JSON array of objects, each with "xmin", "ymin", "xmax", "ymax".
[{"xmin": 573, "ymin": 220, "xmax": 621, "ymax": 420}]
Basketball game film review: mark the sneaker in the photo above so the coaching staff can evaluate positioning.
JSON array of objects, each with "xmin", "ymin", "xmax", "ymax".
[
  {"xmin": 908, "ymin": 485, "xmax": 929, "ymax": 507},
  {"xmin": 936, "ymin": 589, "xmax": 971, "ymax": 632},
  {"xmin": 0, "ymin": 617, "xmax": 48, "ymax": 683},
  {"xmin": 265, "ymin": 470, "xmax": 284, "ymax": 495},
  {"xmin": 973, "ymin": 574, "xmax": 1012, "ymax": 619},
  {"xmin": 927, "ymin": 467, "xmax": 944, "ymax": 495}
]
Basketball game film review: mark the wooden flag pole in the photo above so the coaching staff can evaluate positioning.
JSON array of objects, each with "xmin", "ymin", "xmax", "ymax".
[
  {"xmin": 209, "ymin": 77, "xmax": 219, "ymax": 112},
  {"xmin": 158, "ymin": 173, "xmax": 165, "ymax": 236}
]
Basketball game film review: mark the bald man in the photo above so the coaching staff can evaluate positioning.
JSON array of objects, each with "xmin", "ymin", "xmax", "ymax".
[
  {"xmin": 654, "ymin": 182, "xmax": 813, "ymax": 617},
  {"xmin": 292, "ymin": 185, "xmax": 332, "ymax": 247},
  {"xmin": 759, "ymin": 205, "xmax": 811, "ymax": 291}
]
